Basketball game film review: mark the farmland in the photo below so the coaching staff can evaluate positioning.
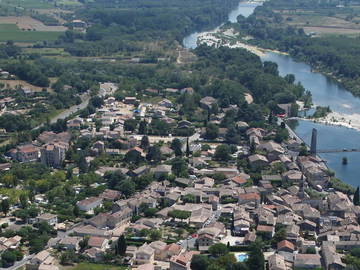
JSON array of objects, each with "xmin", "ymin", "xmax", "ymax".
[{"xmin": 0, "ymin": 24, "xmax": 62, "ymax": 42}]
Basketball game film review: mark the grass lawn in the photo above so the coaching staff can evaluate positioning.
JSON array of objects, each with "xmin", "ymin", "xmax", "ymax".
[
  {"xmin": 0, "ymin": 24, "xmax": 62, "ymax": 42},
  {"xmin": 64, "ymin": 263, "xmax": 129, "ymax": 270}
]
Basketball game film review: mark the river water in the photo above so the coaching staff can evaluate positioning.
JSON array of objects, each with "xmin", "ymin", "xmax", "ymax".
[{"xmin": 183, "ymin": 1, "xmax": 360, "ymax": 187}]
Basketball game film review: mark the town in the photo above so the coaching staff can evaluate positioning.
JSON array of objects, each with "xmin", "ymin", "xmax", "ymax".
[{"xmin": 0, "ymin": 79, "xmax": 354, "ymax": 270}]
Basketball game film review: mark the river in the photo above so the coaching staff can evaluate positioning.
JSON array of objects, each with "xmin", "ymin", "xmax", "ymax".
[{"xmin": 183, "ymin": 1, "xmax": 360, "ymax": 187}]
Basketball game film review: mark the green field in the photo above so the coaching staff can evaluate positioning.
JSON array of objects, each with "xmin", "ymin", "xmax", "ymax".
[
  {"xmin": 0, "ymin": 24, "xmax": 62, "ymax": 42},
  {"xmin": 64, "ymin": 263, "xmax": 129, "ymax": 270},
  {"xmin": 0, "ymin": 0, "xmax": 54, "ymax": 9}
]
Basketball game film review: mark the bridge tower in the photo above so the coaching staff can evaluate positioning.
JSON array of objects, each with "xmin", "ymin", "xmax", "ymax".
[{"xmin": 310, "ymin": 128, "xmax": 317, "ymax": 155}]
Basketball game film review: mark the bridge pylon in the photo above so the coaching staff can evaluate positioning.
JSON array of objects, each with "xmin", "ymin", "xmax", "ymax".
[{"xmin": 310, "ymin": 128, "xmax": 317, "ymax": 155}]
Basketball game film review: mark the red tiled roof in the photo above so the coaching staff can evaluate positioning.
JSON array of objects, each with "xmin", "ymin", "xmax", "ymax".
[{"xmin": 277, "ymin": 240, "xmax": 295, "ymax": 251}]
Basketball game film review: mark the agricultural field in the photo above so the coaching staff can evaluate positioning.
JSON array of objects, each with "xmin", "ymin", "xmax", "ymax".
[
  {"xmin": 0, "ymin": 23, "xmax": 62, "ymax": 42},
  {"xmin": 0, "ymin": 16, "xmax": 66, "ymax": 31},
  {"xmin": 0, "ymin": 79, "xmax": 52, "ymax": 92},
  {"xmin": 275, "ymin": 6, "xmax": 360, "ymax": 36}
]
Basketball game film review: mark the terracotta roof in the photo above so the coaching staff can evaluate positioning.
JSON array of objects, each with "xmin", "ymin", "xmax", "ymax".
[
  {"xmin": 239, "ymin": 193, "xmax": 260, "ymax": 201},
  {"xmin": 88, "ymin": 236, "xmax": 107, "ymax": 248},
  {"xmin": 231, "ymin": 176, "xmax": 247, "ymax": 185},
  {"xmin": 277, "ymin": 239, "xmax": 295, "ymax": 251},
  {"xmin": 257, "ymin": 225, "xmax": 274, "ymax": 232}
]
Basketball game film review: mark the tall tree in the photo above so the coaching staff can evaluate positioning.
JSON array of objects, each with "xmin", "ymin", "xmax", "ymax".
[
  {"xmin": 186, "ymin": 138, "xmax": 191, "ymax": 157},
  {"xmin": 171, "ymin": 138, "xmax": 183, "ymax": 156},
  {"xmin": 354, "ymin": 186, "xmax": 360, "ymax": 206},
  {"xmin": 116, "ymin": 235, "xmax": 127, "ymax": 256},
  {"xmin": 1, "ymin": 199, "xmax": 10, "ymax": 216},
  {"xmin": 247, "ymin": 241, "xmax": 265, "ymax": 270},
  {"xmin": 140, "ymin": 135, "xmax": 150, "ymax": 150}
]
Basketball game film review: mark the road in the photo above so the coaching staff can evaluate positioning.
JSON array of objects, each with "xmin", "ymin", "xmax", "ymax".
[
  {"xmin": 33, "ymin": 92, "xmax": 90, "ymax": 130},
  {"xmin": 50, "ymin": 92, "xmax": 90, "ymax": 124}
]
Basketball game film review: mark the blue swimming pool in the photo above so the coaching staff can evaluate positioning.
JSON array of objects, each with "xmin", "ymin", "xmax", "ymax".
[{"xmin": 236, "ymin": 253, "xmax": 249, "ymax": 262}]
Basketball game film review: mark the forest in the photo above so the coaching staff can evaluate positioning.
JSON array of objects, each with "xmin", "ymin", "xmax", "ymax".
[{"xmin": 55, "ymin": 0, "xmax": 239, "ymax": 56}]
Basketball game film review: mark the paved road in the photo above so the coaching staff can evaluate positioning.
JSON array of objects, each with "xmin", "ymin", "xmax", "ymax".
[
  {"xmin": 50, "ymin": 92, "xmax": 90, "ymax": 124},
  {"xmin": 33, "ymin": 92, "xmax": 90, "ymax": 130}
]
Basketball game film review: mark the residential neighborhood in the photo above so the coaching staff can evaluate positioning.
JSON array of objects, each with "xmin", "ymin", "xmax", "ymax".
[{"xmin": 0, "ymin": 82, "xmax": 354, "ymax": 270}]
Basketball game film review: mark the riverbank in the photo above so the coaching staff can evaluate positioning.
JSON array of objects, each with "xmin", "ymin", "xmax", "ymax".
[
  {"xmin": 196, "ymin": 27, "xmax": 288, "ymax": 57},
  {"xmin": 296, "ymin": 111, "xmax": 360, "ymax": 132}
]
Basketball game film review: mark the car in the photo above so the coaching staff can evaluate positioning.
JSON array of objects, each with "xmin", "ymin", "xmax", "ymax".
[
  {"xmin": 235, "ymin": 241, "xmax": 241, "ymax": 245},
  {"xmin": 192, "ymin": 234, "xmax": 198, "ymax": 238}
]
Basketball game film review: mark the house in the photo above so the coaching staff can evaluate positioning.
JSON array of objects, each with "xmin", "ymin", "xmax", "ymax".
[
  {"xmin": 230, "ymin": 175, "xmax": 247, "ymax": 186},
  {"xmin": 159, "ymin": 243, "xmax": 182, "ymax": 261},
  {"xmin": 248, "ymin": 154, "xmax": 269, "ymax": 169},
  {"xmin": 99, "ymin": 189, "xmax": 121, "ymax": 201},
  {"xmin": 134, "ymin": 243, "xmax": 155, "ymax": 265},
  {"xmin": 124, "ymin": 97, "xmax": 138, "ymax": 104},
  {"xmin": 268, "ymin": 254, "xmax": 287, "ymax": 270},
  {"xmin": 238, "ymin": 193, "xmax": 260, "ymax": 205},
  {"xmin": 170, "ymin": 251, "xmax": 200, "ymax": 270},
  {"xmin": 88, "ymin": 236, "xmax": 109, "ymax": 251},
  {"xmin": 152, "ymin": 164, "xmax": 172, "ymax": 179},
  {"xmin": 127, "ymin": 165, "xmax": 149, "ymax": 177},
  {"xmin": 244, "ymin": 231, "xmax": 257, "ymax": 244},
  {"xmin": 200, "ymin": 96, "xmax": 216, "ymax": 110},
  {"xmin": 149, "ymin": 241, "xmax": 167, "ymax": 260},
  {"xmin": 159, "ymin": 99, "xmax": 173, "ymax": 108},
  {"xmin": 73, "ymin": 225, "xmax": 108, "ymax": 238},
  {"xmin": 294, "ymin": 254, "xmax": 321, "ymax": 269},
  {"xmin": 36, "ymin": 213, "xmax": 58, "ymax": 226},
  {"xmin": 59, "ymin": 236, "xmax": 82, "ymax": 251},
  {"xmin": 258, "ymin": 141, "xmax": 285, "ymax": 161},
  {"xmin": 76, "ymin": 197, "xmax": 103, "ymax": 213},
  {"xmin": 39, "ymin": 142, "xmax": 68, "ymax": 167},
  {"xmin": 175, "ymin": 178, "xmax": 192, "ymax": 187},
  {"xmin": 189, "ymin": 207, "xmax": 212, "ymax": 228},
  {"xmin": 322, "ymin": 244, "xmax": 346, "ymax": 270},
  {"xmin": 84, "ymin": 247, "xmax": 103, "ymax": 262},
  {"xmin": 10, "ymin": 144, "xmax": 39, "ymax": 162},
  {"xmin": 277, "ymin": 240, "xmax": 295, "ymax": 253},
  {"xmin": 257, "ymin": 225, "xmax": 274, "ymax": 239}
]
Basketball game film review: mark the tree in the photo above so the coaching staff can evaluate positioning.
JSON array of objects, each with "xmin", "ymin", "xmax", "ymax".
[
  {"xmin": 149, "ymin": 229, "xmax": 161, "ymax": 241},
  {"xmin": 139, "ymin": 120, "xmax": 148, "ymax": 134},
  {"xmin": 19, "ymin": 194, "xmax": 28, "ymax": 209},
  {"xmin": 116, "ymin": 235, "xmax": 127, "ymax": 256},
  {"xmin": 205, "ymin": 123, "xmax": 219, "ymax": 140},
  {"xmin": 146, "ymin": 146, "xmax": 161, "ymax": 163},
  {"xmin": 1, "ymin": 199, "xmax": 10, "ymax": 216},
  {"xmin": 124, "ymin": 149, "xmax": 142, "ymax": 164},
  {"xmin": 191, "ymin": 255, "xmax": 210, "ymax": 270},
  {"xmin": 140, "ymin": 135, "xmax": 150, "ymax": 149},
  {"xmin": 214, "ymin": 145, "xmax": 231, "ymax": 161},
  {"xmin": 168, "ymin": 210, "xmax": 191, "ymax": 220},
  {"xmin": 89, "ymin": 96, "xmax": 104, "ymax": 108},
  {"xmin": 215, "ymin": 253, "xmax": 237, "ymax": 268},
  {"xmin": 186, "ymin": 138, "xmax": 191, "ymax": 157},
  {"xmin": 119, "ymin": 179, "xmax": 136, "ymax": 197},
  {"xmin": 208, "ymin": 243, "xmax": 229, "ymax": 257},
  {"xmin": 124, "ymin": 119, "xmax": 138, "ymax": 132},
  {"xmin": 171, "ymin": 158, "xmax": 188, "ymax": 177},
  {"xmin": 354, "ymin": 186, "xmax": 360, "ymax": 206},
  {"xmin": 79, "ymin": 236, "xmax": 89, "ymax": 251},
  {"xmin": 246, "ymin": 242, "xmax": 265, "ymax": 270},
  {"xmin": 1, "ymin": 250, "xmax": 17, "ymax": 266},
  {"xmin": 171, "ymin": 138, "xmax": 183, "ymax": 156}
]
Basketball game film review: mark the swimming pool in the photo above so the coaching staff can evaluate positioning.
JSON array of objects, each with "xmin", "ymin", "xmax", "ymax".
[{"xmin": 236, "ymin": 252, "xmax": 249, "ymax": 262}]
